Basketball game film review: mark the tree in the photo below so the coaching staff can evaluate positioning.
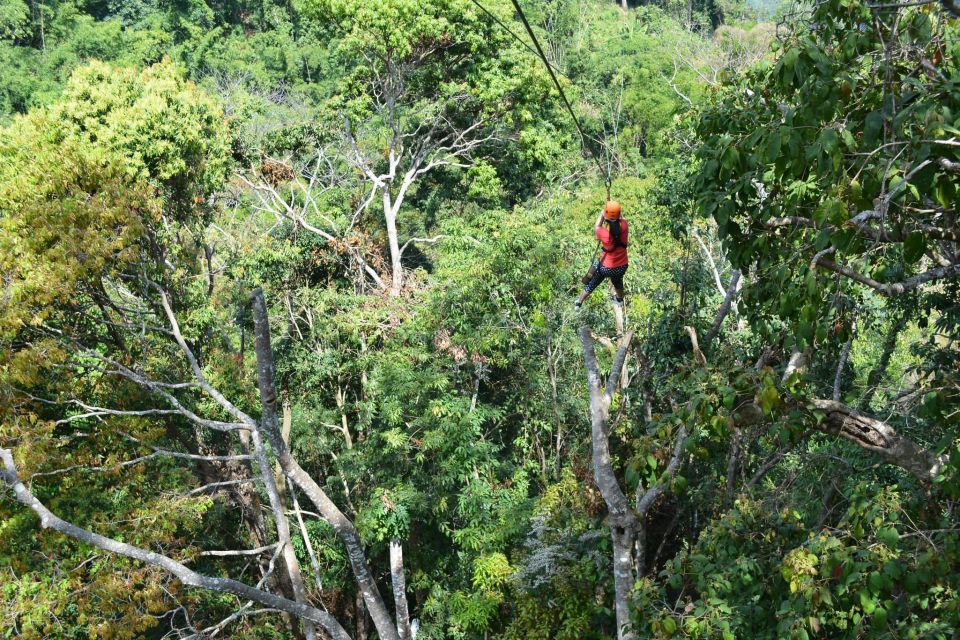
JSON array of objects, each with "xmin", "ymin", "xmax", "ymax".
[
  {"xmin": 695, "ymin": 0, "xmax": 959, "ymax": 479},
  {"xmin": 261, "ymin": 0, "xmax": 517, "ymax": 296},
  {"xmin": 579, "ymin": 328, "xmax": 686, "ymax": 640},
  {"xmin": 0, "ymin": 61, "xmax": 404, "ymax": 640}
]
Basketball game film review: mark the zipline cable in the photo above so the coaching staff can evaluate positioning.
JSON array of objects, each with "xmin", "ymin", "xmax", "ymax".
[
  {"xmin": 465, "ymin": 0, "xmax": 567, "ymax": 78},
  {"xmin": 483, "ymin": 0, "xmax": 623, "ymax": 321},
  {"xmin": 505, "ymin": 0, "xmax": 613, "ymax": 199}
]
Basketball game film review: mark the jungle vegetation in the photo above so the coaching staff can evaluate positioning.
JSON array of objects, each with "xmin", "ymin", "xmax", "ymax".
[{"xmin": 1, "ymin": 0, "xmax": 959, "ymax": 638}]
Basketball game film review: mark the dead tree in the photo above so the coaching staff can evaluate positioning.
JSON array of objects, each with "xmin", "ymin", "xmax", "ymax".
[
  {"xmin": 238, "ymin": 149, "xmax": 386, "ymax": 292},
  {"xmin": 343, "ymin": 102, "xmax": 491, "ymax": 296},
  {"xmin": 241, "ymin": 101, "xmax": 491, "ymax": 298}
]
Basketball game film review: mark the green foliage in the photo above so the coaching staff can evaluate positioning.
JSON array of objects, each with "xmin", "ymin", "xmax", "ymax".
[
  {"xmin": 0, "ymin": 124, "xmax": 149, "ymax": 337},
  {"xmin": 685, "ymin": 2, "xmax": 960, "ymax": 637},
  {"xmin": 12, "ymin": 1, "xmax": 959, "ymax": 640},
  {"xmin": 49, "ymin": 59, "xmax": 231, "ymax": 213},
  {"xmin": 0, "ymin": 0, "xmax": 29, "ymax": 41},
  {"xmin": 638, "ymin": 488, "xmax": 960, "ymax": 639},
  {"xmin": 0, "ymin": 4, "xmax": 171, "ymax": 117},
  {"xmin": 696, "ymin": 0, "xmax": 960, "ymax": 354}
]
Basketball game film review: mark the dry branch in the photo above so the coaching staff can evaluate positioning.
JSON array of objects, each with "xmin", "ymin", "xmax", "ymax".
[{"xmin": 0, "ymin": 449, "xmax": 352, "ymax": 640}]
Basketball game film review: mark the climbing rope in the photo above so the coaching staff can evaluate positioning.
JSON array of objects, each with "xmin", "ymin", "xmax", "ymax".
[{"xmin": 475, "ymin": 0, "xmax": 614, "ymax": 199}]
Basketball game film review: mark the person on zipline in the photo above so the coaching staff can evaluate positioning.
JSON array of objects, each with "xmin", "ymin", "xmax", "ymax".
[{"xmin": 576, "ymin": 201, "xmax": 629, "ymax": 310}]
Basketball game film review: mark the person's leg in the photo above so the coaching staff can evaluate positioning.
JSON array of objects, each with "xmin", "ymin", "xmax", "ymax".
[
  {"xmin": 577, "ymin": 267, "xmax": 607, "ymax": 307},
  {"xmin": 610, "ymin": 266, "xmax": 627, "ymax": 302}
]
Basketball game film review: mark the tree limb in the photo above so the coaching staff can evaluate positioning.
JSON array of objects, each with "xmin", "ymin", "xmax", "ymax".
[
  {"xmin": 250, "ymin": 288, "xmax": 401, "ymax": 640},
  {"xmin": 704, "ymin": 270, "xmax": 741, "ymax": 348},
  {"xmin": 0, "ymin": 449, "xmax": 352, "ymax": 640},
  {"xmin": 199, "ymin": 545, "xmax": 279, "ymax": 558},
  {"xmin": 744, "ymin": 433, "xmax": 808, "ymax": 490},
  {"xmin": 684, "ymin": 326, "xmax": 707, "ymax": 366},
  {"xmin": 833, "ymin": 333, "xmax": 854, "ymax": 402},
  {"xmin": 636, "ymin": 426, "xmax": 687, "ymax": 518},
  {"xmin": 816, "ymin": 259, "xmax": 960, "ymax": 296},
  {"xmin": 691, "ymin": 227, "xmax": 726, "ymax": 297},
  {"xmin": 808, "ymin": 398, "xmax": 946, "ymax": 483}
]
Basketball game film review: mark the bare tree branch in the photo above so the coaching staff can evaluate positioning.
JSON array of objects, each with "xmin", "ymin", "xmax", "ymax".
[
  {"xmin": 691, "ymin": 227, "xmax": 726, "ymax": 297},
  {"xmin": 198, "ymin": 545, "xmax": 279, "ymax": 558},
  {"xmin": 704, "ymin": 270, "xmax": 741, "ymax": 348},
  {"xmin": 636, "ymin": 426, "xmax": 687, "ymax": 518},
  {"xmin": 1, "ymin": 449, "xmax": 352, "ymax": 640},
  {"xmin": 816, "ymin": 259, "xmax": 960, "ymax": 296},
  {"xmin": 833, "ymin": 333, "xmax": 854, "ymax": 402}
]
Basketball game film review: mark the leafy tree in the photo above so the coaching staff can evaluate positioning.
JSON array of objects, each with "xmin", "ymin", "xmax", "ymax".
[{"xmin": 696, "ymin": 0, "xmax": 957, "ymax": 478}]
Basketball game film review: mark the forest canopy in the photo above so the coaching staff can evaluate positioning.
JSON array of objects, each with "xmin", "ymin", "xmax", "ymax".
[{"xmin": 1, "ymin": 0, "xmax": 958, "ymax": 639}]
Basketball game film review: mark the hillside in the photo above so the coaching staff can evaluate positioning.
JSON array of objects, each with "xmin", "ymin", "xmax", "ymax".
[{"xmin": 1, "ymin": 1, "xmax": 959, "ymax": 639}]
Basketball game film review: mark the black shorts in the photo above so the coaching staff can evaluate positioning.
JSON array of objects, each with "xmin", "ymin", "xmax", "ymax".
[{"xmin": 583, "ymin": 263, "xmax": 627, "ymax": 294}]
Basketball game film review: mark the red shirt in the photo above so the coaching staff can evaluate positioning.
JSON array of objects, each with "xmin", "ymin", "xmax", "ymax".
[{"xmin": 596, "ymin": 219, "xmax": 629, "ymax": 267}]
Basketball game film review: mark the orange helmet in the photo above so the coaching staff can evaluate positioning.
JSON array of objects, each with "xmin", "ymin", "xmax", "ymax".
[{"xmin": 604, "ymin": 201, "xmax": 622, "ymax": 220}]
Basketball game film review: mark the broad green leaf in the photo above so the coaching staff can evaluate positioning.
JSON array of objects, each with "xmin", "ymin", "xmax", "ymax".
[{"xmin": 903, "ymin": 231, "xmax": 925, "ymax": 264}]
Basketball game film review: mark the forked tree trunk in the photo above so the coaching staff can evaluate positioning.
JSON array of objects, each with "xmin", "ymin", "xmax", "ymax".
[
  {"xmin": 580, "ymin": 328, "xmax": 637, "ymax": 640},
  {"xmin": 580, "ymin": 327, "xmax": 689, "ymax": 639}
]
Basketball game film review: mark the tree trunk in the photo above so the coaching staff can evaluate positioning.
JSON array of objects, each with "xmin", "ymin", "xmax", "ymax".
[
  {"xmin": 336, "ymin": 385, "xmax": 354, "ymax": 449},
  {"xmin": 610, "ymin": 523, "xmax": 637, "ymax": 640},
  {"xmin": 275, "ymin": 393, "xmax": 294, "ymax": 491},
  {"xmin": 384, "ymin": 196, "xmax": 403, "ymax": 296},
  {"xmin": 390, "ymin": 539, "xmax": 413, "ymax": 640},
  {"xmin": 614, "ymin": 299, "xmax": 626, "ymax": 337},
  {"xmin": 579, "ymin": 327, "xmax": 637, "ymax": 640},
  {"xmin": 250, "ymin": 288, "xmax": 402, "ymax": 640},
  {"xmin": 194, "ymin": 438, "xmax": 292, "ymax": 601},
  {"xmin": 356, "ymin": 591, "xmax": 369, "ymax": 640},
  {"xmin": 725, "ymin": 422, "xmax": 741, "ymax": 503}
]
